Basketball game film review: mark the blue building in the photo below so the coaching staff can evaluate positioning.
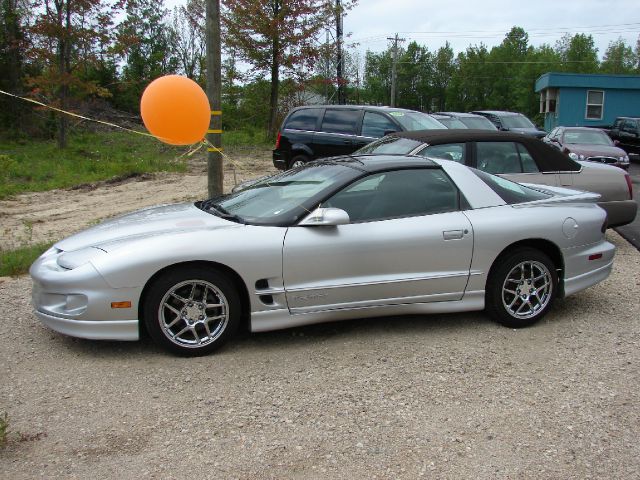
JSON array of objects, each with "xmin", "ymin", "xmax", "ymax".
[{"xmin": 535, "ymin": 73, "xmax": 640, "ymax": 132}]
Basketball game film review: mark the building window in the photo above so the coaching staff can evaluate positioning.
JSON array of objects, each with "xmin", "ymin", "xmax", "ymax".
[{"xmin": 585, "ymin": 90, "xmax": 604, "ymax": 120}]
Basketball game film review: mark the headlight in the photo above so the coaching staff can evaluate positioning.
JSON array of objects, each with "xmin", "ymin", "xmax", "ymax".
[
  {"xmin": 621, "ymin": 155, "xmax": 629, "ymax": 163},
  {"xmin": 568, "ymin": 152, "xmax": 579, "ymax": 160},
  {"xmin": 57, "ymin": 247, "xmax": 106, "ymax": 270}
]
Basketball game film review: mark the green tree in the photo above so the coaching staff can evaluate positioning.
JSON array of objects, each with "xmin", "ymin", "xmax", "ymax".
[
  {"xmin": 28, "ymin": 0, "xmax": 120, "ymax": 148},
  {"xmin": 432, "ymin": 42, "xmax": 454, "ymax": 111},
  {"xmin": 361, "ymin": 48, "xmax": 391, "ymax": 105},
  {"xmin": 0, "ymin": 0, "xmax": 27, "ymax": 132},
  {"xmin": 556, "ymin": 33, "xmax": 599, "ymax": 73},
  {"xmin": 222, "ymin": 0, "xmax": 357, "ymax": 136},
  {"xmin": 115, "ymin": 0, "xmax": 178, "ymax": 112},
  {"xmin": 600, "ymin": 38, "xmax": 636, "ymax": 74}
]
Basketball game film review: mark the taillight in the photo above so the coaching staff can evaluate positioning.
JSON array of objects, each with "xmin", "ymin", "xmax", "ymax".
[
  {"xmin": 624, "ymin": 173, "xmax": 633, "ymax": 199},
  {"xmin": 275, "ymin": 132, "xmax": 281, "ymax": 149}
]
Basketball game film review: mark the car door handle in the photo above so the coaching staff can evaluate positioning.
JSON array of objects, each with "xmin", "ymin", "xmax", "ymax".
[{"xmin": 443, "ymin": 229, "xmax": 466, "ymax": 240}]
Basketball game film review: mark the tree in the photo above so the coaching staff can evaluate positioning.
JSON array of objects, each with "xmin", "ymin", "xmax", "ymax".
[
  {"xmin": 0, "ymin": 0, "xmax": 28, "ymax": 132},
  {"xmin": 171, "ymin": 0, "xmax": 205, "ymax": 81},
  {"xmin": 601, "ymin": 38, "xmax": 636, "ymax": 74},
  {"xmin": 222, "ymin": 0, "xmax": 357, "ymax": 136},
  {"xmin": 431, "ymin": 42, "xmax": 454, "ymax": 111},
  {"xmin": 555, "ymin": 33, "xmax": 599, "ymax": 73},
  {"xmin": 115, "ymin": 0, "xmax": 178, "ymax": 112},
  {"xmin": 28, "ymin": 0, "xmax": 120, "ymax": 148}
]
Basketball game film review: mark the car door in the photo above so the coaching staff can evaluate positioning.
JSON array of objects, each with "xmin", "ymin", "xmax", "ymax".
[
  {"xmin": 282, "ymin": 168, "xmax": 474, "ymax": 314},
  {"xmin": 351, "ymin": 111, "xmax": 402, "ymax": 150},
  {"xmin": 313, "ymin": 108, "xmax": 362, "ymax": 158}
]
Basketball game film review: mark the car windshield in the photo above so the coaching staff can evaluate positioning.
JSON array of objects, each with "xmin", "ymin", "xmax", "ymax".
[
  {"xmin": 459, "ymin": 117, "xmax": 497, "ymax": 130},
  {"xmin": 501, "ymin": 115, "xmax": 536, "ymax": 129},
  {"xmin": 437, "ymin": 117, "xmax": 468, "ymax": 129},
  {"xmin": 355, "ymin": 136, "xmax": 424, "ymax": 155},
  {"xmin": 389, "ymin": 111, "xmax": 446, "ymax": 130},
  {"xmin": 200, "ymin": 162, "xmax": 362, "ymax": 226},
  {"xmin": 563, "ymin": 130, "xmax": 613, "ymax": 146}
]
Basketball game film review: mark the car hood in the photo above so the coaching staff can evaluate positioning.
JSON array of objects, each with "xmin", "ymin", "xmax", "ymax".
[
  {"xmin": 564, "ymin": 144, "xmax": 626, "ymax": 157},
  {"xmin": 55, "ymin": 203, "xmax": 240, "ymax": 252}
]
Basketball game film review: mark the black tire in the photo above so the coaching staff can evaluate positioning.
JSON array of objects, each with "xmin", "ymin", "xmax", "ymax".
[
  {"xmin": 143, "ymin": 266, "xmax": 241, "ymax": 356},
  {"xmin": 485, "ymin": 248, "xmax": 558, "ymax": 328},
  {"xmin": 288, "ymin": 154, "xmax": 309, "ymax": 169}
]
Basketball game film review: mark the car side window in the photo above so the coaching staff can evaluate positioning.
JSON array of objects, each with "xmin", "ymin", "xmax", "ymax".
[
  {"xmin": 324, "ymin": 169, "xmax": 459, "ymax": 223},
  {"xmin": 361, "ymin": 112, "xmax": 399, "ymax": 138},
  {"xmin": 321, "ymin": 109, "xmax": 361, "ymax": 135},
  {"xmin": 476, "ymin": 142, "xmax": 523, "ymax": 174},
  {"xmin": 415, "ymin": 143, "xmax": 465, "ymax": 163},
  {"xmin": 284, "ymin": 108, "xmax": 321, "ymax": 131}
]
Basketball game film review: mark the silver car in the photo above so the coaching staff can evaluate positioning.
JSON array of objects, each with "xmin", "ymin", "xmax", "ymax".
[
  {"xmin": 31, "ymin": 156, "xmax": 615, "ymax": 356},
  {"xmin": 357, "ymin": 130, "xmax": 637, "ymax": 227}
]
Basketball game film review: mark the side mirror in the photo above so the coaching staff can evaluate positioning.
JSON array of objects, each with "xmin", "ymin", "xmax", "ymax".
[
  {"xmin": 299, "ymin": 207, "xmax": 350, "ymax": 227},
  {"xmin": 383, "ymin": 129, "xmax": 399, "ymax": 136}
]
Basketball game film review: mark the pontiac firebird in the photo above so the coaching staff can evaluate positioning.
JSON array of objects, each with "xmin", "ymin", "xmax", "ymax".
[{"xmin": 31, "ymin": 155, "xmax": 615, "ymax": 356}]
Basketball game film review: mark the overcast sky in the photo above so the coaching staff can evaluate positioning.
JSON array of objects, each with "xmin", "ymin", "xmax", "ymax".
[{"xmin": 165, "ymin": 0, "xmax": 640, "ymax": 57}]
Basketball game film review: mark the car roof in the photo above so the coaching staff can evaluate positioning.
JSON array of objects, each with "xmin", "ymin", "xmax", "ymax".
[
  {"xmin": 471, "ymin": 110, "xmax": 524, "ymax": 117},
  {"xmin": 560, "ymin": 126, "xmax": 607, "ymax": 132},
  {"xmin": 387, "ymin": 129, "xmax": 581, "ymax": 172},
  {"xmin": 436, "ymin": 112, "xmax": 486, "ymax": 119},
  {"xmin": 310, "ymin": 154, "xmax": 440, "ymax": 173},
  {"xmin": 289, "ymin": 105, "xmax": 422, "ymax": 114}
]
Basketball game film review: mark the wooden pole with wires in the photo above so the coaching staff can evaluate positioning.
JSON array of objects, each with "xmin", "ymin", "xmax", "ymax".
[{"xmin": 206, "ymin": 0, "xmax": 223, "ymax": 198}]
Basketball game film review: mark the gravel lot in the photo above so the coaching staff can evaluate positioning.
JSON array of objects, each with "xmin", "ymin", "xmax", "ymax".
[{"xmin": 1, "ymin": 230, "xmax": 639, "ymax": 479}]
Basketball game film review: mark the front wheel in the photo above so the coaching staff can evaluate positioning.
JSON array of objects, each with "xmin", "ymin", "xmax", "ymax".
[
  {"xmin": 485, "ymin": 248, "xmax": 558, "ymax": 328},
  {"xmin": 143, "ymin": 266, "xmax": 240, "ymax": 356}
]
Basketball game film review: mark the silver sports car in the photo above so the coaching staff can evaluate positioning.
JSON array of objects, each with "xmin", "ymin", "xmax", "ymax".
[{"xmin": 31, "ymin": 155, "xmax": 615, "ymax": 356}]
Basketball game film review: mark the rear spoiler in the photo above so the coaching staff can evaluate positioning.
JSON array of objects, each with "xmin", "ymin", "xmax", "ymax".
[{"xmin": 516, "ymin": 183, "xmax": 601, "ymax": 206}]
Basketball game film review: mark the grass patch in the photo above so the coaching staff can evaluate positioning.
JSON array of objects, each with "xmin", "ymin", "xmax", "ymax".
[
  {"xmin": 0, "ymin": 242, "xmax": 53, "ymax": 277},
  {"xmin": 0, "ymin": 131, "xmax": 187, "ymax": 199},
  {"xmin": 223, "ymin": 128, "xmax": 273, "ymax": 148}
]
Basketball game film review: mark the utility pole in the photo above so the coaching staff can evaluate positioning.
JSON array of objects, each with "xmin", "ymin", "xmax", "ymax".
[
  {"xmin": 387, "ymin": 33, "xmax": 405, "ymax": 107},
  {"xmin": 336, "ymin": 0, "xmax": 345, "ymax": 104},
  {"xmin": 206, "ymin": 0, "xmax": 223, "ymax": 198}
]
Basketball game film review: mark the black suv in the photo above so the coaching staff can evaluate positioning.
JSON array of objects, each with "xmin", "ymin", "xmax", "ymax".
[
  {"xmin": 609, "ymin": 117, "xmax": 640, "ymax": 156},
  {"xmin": 273, "ymin": 105, "xmax": 445, "ymax": 170},
  {"xmin": 470, "ymin": 110, "xmax": 546, "ymax": 138}
]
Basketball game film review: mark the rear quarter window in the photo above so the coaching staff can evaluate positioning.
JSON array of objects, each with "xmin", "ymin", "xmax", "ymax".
[{"xmin": 471, "ymin": 169, "xmax": 551, "ymax": 204}]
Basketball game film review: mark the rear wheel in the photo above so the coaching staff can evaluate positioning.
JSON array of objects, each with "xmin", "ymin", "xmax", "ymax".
[
  {"xmin": 288, "ymin": 154, "xmax": 309, "ymax": 169},
  {"xmin": 485, "ymin": 248, "xmax": 557, "ymax": 328},
  {"xmin": 143, "ymin": 266, "xmax": 240, "ymax": 356}
]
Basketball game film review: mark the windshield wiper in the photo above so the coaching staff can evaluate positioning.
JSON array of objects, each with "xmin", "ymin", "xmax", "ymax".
[{"xmin": 200, "ymin": 200, "xmax": 245, "ymax": 224}]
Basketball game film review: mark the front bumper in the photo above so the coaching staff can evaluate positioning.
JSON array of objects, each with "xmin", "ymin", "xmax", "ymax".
[
  {"xmin": 35, "ymin": 310, "xmax": 139, "ymax": 341},
  {"xmin": 30, "ymin": 248, "xmax": 143, "ymax": 342}
]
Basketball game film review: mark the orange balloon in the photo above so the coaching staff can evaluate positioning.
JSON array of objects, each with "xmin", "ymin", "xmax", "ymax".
[{"xmin": 140, "ymin": 75, "xmax": 211, "ymax": 145}]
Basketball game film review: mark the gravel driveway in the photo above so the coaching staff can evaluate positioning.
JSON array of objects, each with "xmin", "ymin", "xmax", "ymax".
[{"xmin": 1, "ymin": 232, "xmax": 639, "ymax": 479}]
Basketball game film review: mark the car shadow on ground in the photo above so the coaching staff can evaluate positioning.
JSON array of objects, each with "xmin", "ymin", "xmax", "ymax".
[{"xmin": 38, "ymin": 310, "xmax": 508, "ymax": 358}]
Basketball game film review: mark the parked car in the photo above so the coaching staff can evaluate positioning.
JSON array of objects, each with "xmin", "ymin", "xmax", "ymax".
[
  {"xmin": 471, "ymin": 110, "xmax": 546, "ymax": 138},
  {"xmin": 356, "ymin": 130, "xmax": 637, "ymax": 227},
  {"xmin": 272, "ymin": 105, "xmax": 446, "ymax": 170},
  {"xmin": 430, "ymin": 113, "xmax": 468, "ymax": 129},
  {"xmin": 543, "ymin": 126, "xmax": 630, "ymax": 170},
  {"xmin": 31, "ymin": 155, "xmax": 614, "ymax": 356},
  {"xmin": 608, "ymin": 116, "xmax": 640, "ymax": 156},
  {"xmin": 435, "ymin": 112, "xmax": 498, "ymax": 130}
]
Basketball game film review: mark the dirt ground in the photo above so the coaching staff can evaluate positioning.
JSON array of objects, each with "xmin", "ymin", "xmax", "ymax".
[
  {"xmin": 1, "ymin": 149, "xmax": 639, "ymax": 478},
  {"xmin": 0, "ymin": 147, "xmax": 276, "ymax": 251}
]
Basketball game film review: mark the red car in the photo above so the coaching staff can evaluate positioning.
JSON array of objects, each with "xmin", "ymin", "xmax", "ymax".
[{"xmin": 543, "ymin": 126, "xmax": 630, "ymax": 170}]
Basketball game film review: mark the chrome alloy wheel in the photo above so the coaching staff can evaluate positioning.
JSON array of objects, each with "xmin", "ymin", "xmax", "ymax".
[
  {"xmin": 501, "ymin": 260, "xmax": 553, "ymax": 319},
  {"xmin": 158, "ymin": 279, "xmax": 229, "ymax": 348}
]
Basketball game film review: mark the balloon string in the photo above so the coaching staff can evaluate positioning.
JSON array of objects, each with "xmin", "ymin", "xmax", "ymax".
[
  {"xmin": 0, "ymin": 88, "xmax": 164, "ymax": 140},
  {"xmin": 1, "ymin": 89, "xmax": 249, "ymax": 189}
]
